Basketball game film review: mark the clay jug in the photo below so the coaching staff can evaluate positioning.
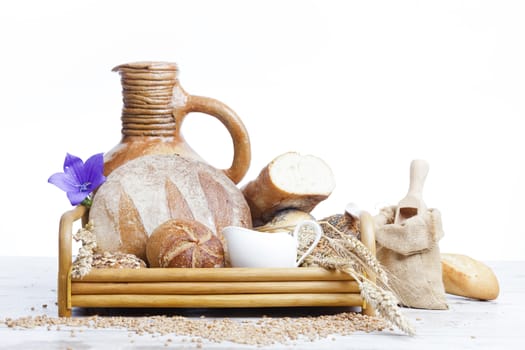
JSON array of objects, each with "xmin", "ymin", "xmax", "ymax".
[{"xmin": 104, "ymin": 61, "xmax": 251, "ymax": 184}]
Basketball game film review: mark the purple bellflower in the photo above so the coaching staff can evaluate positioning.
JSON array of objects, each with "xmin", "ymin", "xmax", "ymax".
[{"xmin": 48, "ymin": 153, "xmax": 106, "ymax": 207}]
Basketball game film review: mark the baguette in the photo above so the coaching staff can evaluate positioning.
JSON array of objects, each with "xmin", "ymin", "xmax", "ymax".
[{"xmin": 441, "ymin": 253, "xmax": 499, "ymax": 300}]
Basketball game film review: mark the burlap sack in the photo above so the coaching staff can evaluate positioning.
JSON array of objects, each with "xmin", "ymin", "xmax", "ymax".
[{"xmin": 374, "ymin": 206, "xmax": 448, "ymax": 310}]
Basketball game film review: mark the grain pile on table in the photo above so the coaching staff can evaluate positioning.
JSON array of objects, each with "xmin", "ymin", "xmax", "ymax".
[{"xmin": 2, "ymin": 312, "xmax": 389, "ymax": 346}]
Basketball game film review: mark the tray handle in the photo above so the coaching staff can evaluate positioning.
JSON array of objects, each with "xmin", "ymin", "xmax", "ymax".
[{"xmin": 58, "ymin": 205, "xmax": 88, "ymax": 317}]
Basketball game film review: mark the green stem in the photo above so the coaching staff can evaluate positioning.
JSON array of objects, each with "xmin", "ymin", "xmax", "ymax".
[{"xmin": 81, "ymin": 195, "xmax": 92, "ymax": 208}]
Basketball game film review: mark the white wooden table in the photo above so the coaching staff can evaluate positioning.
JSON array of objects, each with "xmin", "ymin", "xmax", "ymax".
[{"xmin": 0, "ymin": 257, "xmax": 523, "ymax": 349}]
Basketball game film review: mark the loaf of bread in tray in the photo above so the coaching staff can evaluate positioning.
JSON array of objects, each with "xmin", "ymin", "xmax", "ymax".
[{"xmin": 89, "ymin": 154, "xmax": 252, "ymax": 262}]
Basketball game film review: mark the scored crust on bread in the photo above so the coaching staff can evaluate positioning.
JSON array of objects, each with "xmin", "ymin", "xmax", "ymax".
[
  {"xmin": 242, "ymin": 152, "xmax": 335, "ymax": 226},
  {"xmin": 147, "ymin": 219, "xmax": 225, "ymax": 268}
]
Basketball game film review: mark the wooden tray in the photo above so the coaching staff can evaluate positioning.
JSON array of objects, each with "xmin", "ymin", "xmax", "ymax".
[{"xmin": 58, "ymin": 205, "xmax": 377, "ymax": 317}]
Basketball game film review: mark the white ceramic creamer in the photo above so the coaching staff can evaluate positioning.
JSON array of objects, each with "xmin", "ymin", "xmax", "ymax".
[{"xmin": 222, "ymin": 220, "xmax": 323, "ymax": 268}]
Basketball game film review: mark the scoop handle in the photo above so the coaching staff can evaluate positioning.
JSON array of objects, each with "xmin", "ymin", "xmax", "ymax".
[{"xmin": 407, "ymin": 159, "xmax": 429, "ymax": 198}]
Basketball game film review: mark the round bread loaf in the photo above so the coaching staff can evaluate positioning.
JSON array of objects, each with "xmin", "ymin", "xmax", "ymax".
[
  {"xmin": 147, "ymin": 219, "xmax": 224, "ymax": 268},
  {"xmin": 89, "ymin": 154, "xmax": 252, "ymax": 262}
]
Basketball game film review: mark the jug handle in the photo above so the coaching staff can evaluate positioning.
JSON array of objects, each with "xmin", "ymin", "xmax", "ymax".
[{"xmin": 184, "ymin": 95, "xmax": 251, "ymax": 184}]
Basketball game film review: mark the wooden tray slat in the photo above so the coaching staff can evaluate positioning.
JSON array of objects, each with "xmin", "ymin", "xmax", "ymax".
[
  {"xmin": 71, "ymin": 280, "xmax": 360, "ymax": 295},
  {"xmin": 71, "ymin": 293, "xmax": 364, "ymax": 308},
  {"xmin": 74, "ymin": 267, "xmax": 353, "ymax": 283}
]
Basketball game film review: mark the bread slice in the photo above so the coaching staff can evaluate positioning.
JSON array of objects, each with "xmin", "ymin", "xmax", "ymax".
[
  {"xmin": 242, "ymin": 152, "xmax": 335, "ymax": 225},
  {"xmin": 441, "ymin": 253, "xmax": 499, "ymax": 300}
]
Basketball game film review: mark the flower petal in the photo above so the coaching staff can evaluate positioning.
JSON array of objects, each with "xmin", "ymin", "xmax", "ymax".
[
  {"xmin": 66, "ymin": 190, "xmax": 89, "ymax": 206},
  {"xmin": 83, "ymin": 153, "xmax": 106, "ymax": 190},
  {"xmin": 48, "ymin": 172, "xmax": 78, "ymax": 193},
  {"xmin": 64, "ymin": 153, "xmax": 86, "ymax": 185},
  {"xmin": 64, "ymin": 153, "xmax": 83, "ymax": 172}
]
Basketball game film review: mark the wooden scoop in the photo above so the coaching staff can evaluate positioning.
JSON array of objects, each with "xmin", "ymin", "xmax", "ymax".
[{"xmin": 394, "ymin": 159, "xmax": 429, "ymax": 224}]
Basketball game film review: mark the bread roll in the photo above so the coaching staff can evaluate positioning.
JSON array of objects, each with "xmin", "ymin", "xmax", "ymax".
[
  {"xmin": 89, "ymin": 154, "xmax": 252, "ymax": 261},
  {"xmin": 255, "ymin": 209, "xmax": 315, "ymax": 233},
  {"xmin": 242, "ymin": 152, "xmax": 335, "ymax": 226},
  {"xmin": 147, "ymin": 219, "xmax": 225, "ymax": 268},
  {"xmin": 441, "ymin": 253, "xmax": 499, "ymax": 300}
]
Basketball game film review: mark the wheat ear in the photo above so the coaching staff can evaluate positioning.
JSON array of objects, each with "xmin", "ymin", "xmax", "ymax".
[{"xmin": 319, "ymin": 221, "xmax": 389, "ymax": 285}]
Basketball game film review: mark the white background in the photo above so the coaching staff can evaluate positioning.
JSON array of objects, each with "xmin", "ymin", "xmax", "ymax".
[{"xmin": 1, "ymin": 0, "xmax": 523, "ymax": 260}]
